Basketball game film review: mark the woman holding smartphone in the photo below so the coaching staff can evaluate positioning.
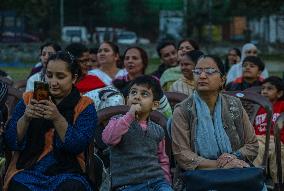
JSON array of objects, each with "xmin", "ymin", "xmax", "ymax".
[{"xmin": 4, "ymin": 51, "xmax": 97, "ymax": 191}]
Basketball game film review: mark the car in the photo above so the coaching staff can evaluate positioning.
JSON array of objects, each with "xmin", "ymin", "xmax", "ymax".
[
  {"xmin": 117, "ymin": 31, "xmax": 137, "ymax": 45},
  {"xmin": 61, "ymin": 26, "xmax": 90, "ymax": 44}
]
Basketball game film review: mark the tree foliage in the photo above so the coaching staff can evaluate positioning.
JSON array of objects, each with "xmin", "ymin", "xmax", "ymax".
[{"xmin": 1, "ymin": 0, "xmax": 284, "ymax": 41}]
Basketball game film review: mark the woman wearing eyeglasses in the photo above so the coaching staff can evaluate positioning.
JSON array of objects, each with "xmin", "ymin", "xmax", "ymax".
[
  {"xmin": 226, "ymin": 43, "xmax": 269, "ymax": 84},
  {"xmin": 171, "ymin": 55, "xmax": 258, "ymax": 184},
  {"xmin": 4, "ymin": 51, "xmax": 97, "ymax": 191}
]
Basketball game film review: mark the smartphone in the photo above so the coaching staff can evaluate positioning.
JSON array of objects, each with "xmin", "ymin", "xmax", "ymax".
[{"xmin": 33, "ymin": 81, "xmax": 49, "ymax": 101}]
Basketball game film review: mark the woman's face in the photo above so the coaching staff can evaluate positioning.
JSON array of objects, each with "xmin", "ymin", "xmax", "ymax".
[
  {"xmin": 178, "ymin": 41, "xmax": 195, "ymax": 60},
  {"xmin": 45, "ymin": 60, "xmax": 77, "ymax": 99},
  {"xmin": 41, "ymin": 46, "xmax": 56, "ymax": 67},
  {"xmin": 124, "ymin": 48, "xmax": 144, "ymax": 76},
  {"xmin": 194, "ymin": 57, "xmax": 225, "ymax": 93},
  {"xmin": 244, "ymin": 47, "xmax": 258, "ymax": 57},
  {"xmin": 180, "ymin": 56, "xmax": 195, "ymax": 80},
  {"xmin": 77, "ymin": 51, "xmax": 90, "ymax": 77},
  {"xmin": 227, "ymin": 49, "xmax": 240, "ymax": 65},
  {"xmin": 97, "ymin": 43, "xmax": 119, "ymax": 66}
]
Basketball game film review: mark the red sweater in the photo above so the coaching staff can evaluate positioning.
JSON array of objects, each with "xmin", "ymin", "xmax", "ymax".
[
  {"xmin": 254, "ymin": 100, "xmax": 284, "ymax": 143},
  {"xmin": 75, "ymin": 75, "xmax": 105, "ymax": 94}
]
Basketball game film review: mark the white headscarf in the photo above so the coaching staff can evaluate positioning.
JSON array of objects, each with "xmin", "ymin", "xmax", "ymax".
[
  {"xmin": 240, "ymin": 43, "xmax": 257, "ymax": 63},
  {"xmin": 226, "ymin": 43, "xmax": 268, "ymax": 84}
]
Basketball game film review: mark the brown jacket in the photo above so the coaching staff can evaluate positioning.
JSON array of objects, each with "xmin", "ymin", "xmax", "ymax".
[{"xmin": 172, "ymin": 93, "xmax": 258, "ymax": 170}]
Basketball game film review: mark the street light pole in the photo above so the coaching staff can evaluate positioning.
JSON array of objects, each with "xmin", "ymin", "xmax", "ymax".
[
  {"xmin": 60, "ymin": 0, "xmax": 64, "ymax": 32},
  {"xmin": 183, "ymin": 0, "xmax": 188, "ymax": 37},
  {"xmin": 208, "ymin": 0, "xmax": 212, "ymax": 44}
]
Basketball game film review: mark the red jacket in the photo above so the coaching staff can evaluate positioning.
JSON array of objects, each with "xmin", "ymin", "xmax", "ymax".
[
  {"xmin": 254, "ymin": 100, "xmax": 284, "ymax": 143},
  {"xmin": 75, "ymin": 75, "xmax": 105, "ymax": 94}
]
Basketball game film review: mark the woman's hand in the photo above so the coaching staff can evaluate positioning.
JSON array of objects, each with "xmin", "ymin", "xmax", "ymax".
[
  {"xmin": 222, "ymin": 158, "xmax": 250, "ymax": 169},
  {"xmin": 38, "ymin": 98, "xmax": 68, "ymax": 142},
  {"xmin": 217, "ymin": 153, "xmax": 237, "ymax": 168},
  {"xmin": 24, "ymin": 99, "xmax": 45, "ymax": 120},
  {"xmin": 37, "ymin": 98, "xmax": 62, "ymax": 121}
]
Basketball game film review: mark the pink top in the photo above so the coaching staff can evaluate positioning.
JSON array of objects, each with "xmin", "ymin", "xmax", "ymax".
[{"xmin": 102, "ymin": 112, "xmax": 172, "ymax": 183}]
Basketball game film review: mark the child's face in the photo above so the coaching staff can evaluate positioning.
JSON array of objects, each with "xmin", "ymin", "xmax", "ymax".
[
  {"xmin": 127, "ymin": 84, "xmax": 159, "ymax": 115},
  {"xmin": 242, "ymin": 61, "xmax": 261, "ymax": 80},
  {"xmin": 261, "ymin": 82, "xmax": 283, "ymax": 103}
]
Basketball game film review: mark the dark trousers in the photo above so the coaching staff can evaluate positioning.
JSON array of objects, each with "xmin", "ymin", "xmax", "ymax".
[{"xmin": 8, "ymin": 178, "xmax": 86, "ymax": 191}]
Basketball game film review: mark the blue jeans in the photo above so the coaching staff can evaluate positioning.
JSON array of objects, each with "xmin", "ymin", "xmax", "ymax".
[{"xmin": 115, "ymin": 178, "xmax": 173, "ymax": 191}]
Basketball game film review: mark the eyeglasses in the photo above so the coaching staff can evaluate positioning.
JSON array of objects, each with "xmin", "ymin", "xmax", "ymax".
[{"xmin": 192, "ymin": 68, "xmax": 222, "ymax": 76}]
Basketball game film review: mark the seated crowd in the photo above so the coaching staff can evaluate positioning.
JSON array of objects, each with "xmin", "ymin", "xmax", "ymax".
[{"xmin": 0, "ymin": 39, "xmax": 283, "ymax": 191}]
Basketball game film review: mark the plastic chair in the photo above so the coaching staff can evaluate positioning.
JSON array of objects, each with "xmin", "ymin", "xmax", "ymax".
[
  {"xmin": 224, "ymin": 91, "xmax": 272, "ymax": 170},
  {"xmin": 13, "ymin": 79, "xmax": 27, "ymax": 92},
  {"xmin": 164, "ymin": 91, "xmax": 188, "ymax": 110},
  {"xmin": 274, "ymin": 112, "xmax": 284, "ymax": 190},
  {"xmin": 244, "ymin": 86, "xmax": 262, "ymax": 94},
  {"xmin": 94, "ymin": 105, "xmax": 170, "ymax": 189}
]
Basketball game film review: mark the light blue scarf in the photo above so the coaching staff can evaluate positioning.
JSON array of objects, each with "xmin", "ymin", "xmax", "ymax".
[{"xmin": 193, "ymin": 91, "xmax": 232, "ymax": 159}]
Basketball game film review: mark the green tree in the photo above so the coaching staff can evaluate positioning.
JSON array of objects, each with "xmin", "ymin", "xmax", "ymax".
[{"xmin": 185, "ymin": 0, "xmax": 230, "ymax": 42}]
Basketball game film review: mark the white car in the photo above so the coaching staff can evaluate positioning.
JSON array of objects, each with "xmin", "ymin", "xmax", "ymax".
[
  {"xmin": 117, "ymin": 31, "xmax": 137, "ymax": 44},
  {"xmin": 62, "ymin": 26, "xmax": 90, "ymax": 44}
]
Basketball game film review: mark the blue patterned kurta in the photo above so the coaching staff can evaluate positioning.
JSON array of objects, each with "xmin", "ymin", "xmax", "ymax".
[{"xmin": 5, "ymin": 99, "xmax": 97, "ymax": 191}]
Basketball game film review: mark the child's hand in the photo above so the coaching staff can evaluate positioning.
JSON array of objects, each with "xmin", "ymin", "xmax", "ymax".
[{"xmin": 129, "ymin": 103, "xmax": 142, "ymax": 118}]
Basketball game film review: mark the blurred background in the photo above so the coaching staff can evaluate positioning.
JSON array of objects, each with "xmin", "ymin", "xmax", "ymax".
[{"xmin": 0, "ymin": 0, "xmax": 284, "ymax": 79}]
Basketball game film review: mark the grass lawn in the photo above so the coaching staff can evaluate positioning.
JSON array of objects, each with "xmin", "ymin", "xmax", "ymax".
[
  {"xmin": 3, "ymin": 66, "xmax": 32, "ymax": 80},
  {"xmin": 2, "ymin": 58, "xmax": 161, "ymax": 81},
  {"xmin": 2, "ymin": 57, "xmax": 283, "ymax": 81}
]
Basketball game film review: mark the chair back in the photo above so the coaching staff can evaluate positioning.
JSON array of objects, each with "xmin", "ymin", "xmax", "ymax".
[
  {"xmin": 93, "ymin": 105, "xmax": 170, "ymax": 189},
  {"xmin": 274, "ymin": 112, "xmax": 284, "ymax": 190},
  {"xmin": 224, "ymin": 91, "xmax": 272, "ymax": 170},
  {"xmin": 164, "ymin": 91, "xmax": 187, "ymax": 110},
  {"xmin": 13, "ymin": 80, "xmax": 27, "ymax": 92}
]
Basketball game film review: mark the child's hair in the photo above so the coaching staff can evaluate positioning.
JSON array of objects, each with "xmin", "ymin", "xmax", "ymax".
[
  {"xmin": 262, "ymin": 76, "xmax": 284, "ymax": 100},
  {"xmin": 128, "ymin": 75, "xmax": 163, "ymax": 101},
  {"xmin": 242, "ymin": 56, "xmax": 265, "ymax": 72}
]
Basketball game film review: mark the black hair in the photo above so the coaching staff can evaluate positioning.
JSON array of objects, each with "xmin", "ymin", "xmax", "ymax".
[
  {"xmin": 47, "ymin": 51, "xmax": 82, "ymax": 78},
  {"xmin": 262, "ymin": 76, "xmax": 284, "ymax": 100},
  {"xmin": 231, "ymin": 48, "xmax": 241, "ymax": 58},
  {"xmin": 128, "ymin": 75, "xmax": 163, "ymax": 101},
  {"xmin": 224, "ymin": 48, "xmax": 241, "ymax": 73},
  {"xmin": 178, "ymin": 39, "xmax": 200, "ymax": 50},
  {"xmin": 242, "ymin": 56, "xmax": 265, "ymax": 72},
  {"xmin": 198, "ymin": 55, "xmax": 225, "ymax": 77},
  {"xmin": 156, "ymin": 41, "xmax": 176, "ymax": 57},
  {"xmin": 89, "ymin": 47, "xmax": 98, "ymax": 54},
  {"xmin": 65, "ymin": 43, "xmax": 88, "ymax": 59},
  {"xmin": 123, "ymin": 47, "xmax": 148, "ymax": 74},
  {"xmin": 101, "ymin": 41, "xmax": 120, "ymax": 55},
  {"xmin": 40, "ymin": 42, "xmax": 61, "ymax": 54},
  {"xmin": 184, "ymin": 50, "xmax": 204, "ymax": 65}
]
